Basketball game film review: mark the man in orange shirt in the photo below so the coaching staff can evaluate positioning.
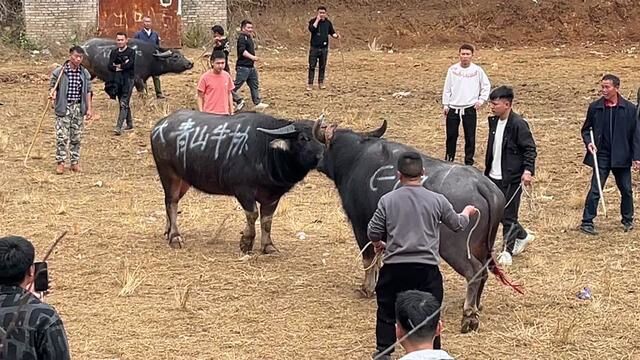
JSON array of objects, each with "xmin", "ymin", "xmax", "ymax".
[{"xmin": 197, "ymin": 50, "xmax": 234, "ymax": 115}]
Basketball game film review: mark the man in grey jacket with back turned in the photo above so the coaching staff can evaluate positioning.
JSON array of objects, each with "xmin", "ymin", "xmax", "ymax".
[{"xmin": 368, "ymin": 151, "xmax": 477, "ymax": 360}]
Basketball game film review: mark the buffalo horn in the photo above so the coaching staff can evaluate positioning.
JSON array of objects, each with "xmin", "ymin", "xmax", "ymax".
[
  {"xmin": 359, "ymin": 119, "xmax": 387, "ymax": 138},
  {"xmin": 153, "ymin": 50, "xmax": 173, "ymax": 58},
  {"xmin": 256, "ymin": 124, "xmax": 298, "ymax": 136},
  {"xmin": 312, "ymin": 115, "xmax": 326, "ymax": 143}
]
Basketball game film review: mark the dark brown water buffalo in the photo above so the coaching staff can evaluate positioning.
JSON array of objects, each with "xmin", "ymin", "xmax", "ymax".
[
  {"xmin": 80, "ymin": 38, "xmax": 193, "ymax": 93},
  {"xmin": 313, "ymin": 119, "xmax": 522, "ymax": 333},
  {"xmin": 150, "ymin": 110, "xmax": 324, "ymax": 253}
]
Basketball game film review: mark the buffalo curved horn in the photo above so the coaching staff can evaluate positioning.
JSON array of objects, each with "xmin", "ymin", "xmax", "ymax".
[
  {"xmin": 359, "ymin": 119, "xmax": 387, "ymax": 138},
  {"xmin": 153, "ymin": 50, "xmax": 173, "ymax": 58},
  {"xmin": 312, "ymin": 115, "xmax": 326, "ymax": 143},
  {"xmin": 256, "ymin": 124, "xmax": 298, "ymax": 137}
]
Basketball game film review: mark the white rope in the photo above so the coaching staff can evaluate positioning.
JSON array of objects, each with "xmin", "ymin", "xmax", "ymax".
[
  {"xmin": 356, "ymin": 241, "xmax": 382, "ymax": 271},
  {"xmin": 466, "ymin": 210, "xmax": 481, "ymax": 260}
]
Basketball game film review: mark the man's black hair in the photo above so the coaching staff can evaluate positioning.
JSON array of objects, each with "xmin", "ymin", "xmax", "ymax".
[
  {"xmin": 395, "ymin": 290, "xmax": 441, "ymax": 342},
  {"xmin": 397, "ymin": 151, "xmax": 423, "ymax": 178},
  {"xmin": 211, "ymin": 50, "xmax": 226, "ymax": 61},
  {"xmin": 116, "ymin": 31, "xmax": 127, "ymax": 38},
  {"xmin": 211, "ymin": 25, "xmax": 225, "ymax": 36},
  {"xmin": 489, "ymin": 85, "xmax": 515, "ymax": 104},
  {"xmin": 0, "ymin": 236, "xmax": 35, "ymax": 286},
  {"xmin": 69, "ymin": 45, "xmax": 85, "ymax": 55},
  {"xmin": 240, "ymin": 20, "xmax": 253, "ymax": 29},
  {"xmin": 317, "ymin": 6, "xmax": 327, "ymax": 11},
  {"xmin": 601, "ymin": 74, "xmax": 620, "ymax": 88},
  {"xmin": 459, "ymin": 43, "xmax": 474, "ymax": 54}
]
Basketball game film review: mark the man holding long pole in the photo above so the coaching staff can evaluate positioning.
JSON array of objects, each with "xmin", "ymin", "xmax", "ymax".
[{"xmin": 580, "ymin": 74, "xmax": 640, "ymax": 235}]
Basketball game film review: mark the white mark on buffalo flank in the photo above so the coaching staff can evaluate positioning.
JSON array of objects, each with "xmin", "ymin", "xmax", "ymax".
[
  {"xmin": 189, "ymin": 125, "xmax": 210, "ymax": 151},
  {"xmin": 369, "ymin": 165, "xmax": 396, "ymax": 191},
  {"xmin": 175, "ymin": 119, "xmax": 196, "ymax": 167},
  {"xmin": 152, "ymin": 120, "xmax": 168, "ymax": 143},
  {"xmin": 440, "ymin": 165, "xmax": 458, "ymax": 187}
]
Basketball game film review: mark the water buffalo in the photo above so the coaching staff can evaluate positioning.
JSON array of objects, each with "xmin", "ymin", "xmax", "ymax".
[
  {"xmin": 150, "ymin": 110, "xmax": 324, "ymax": 253},
  {"xmin": 313, "ymin": 119, "xmax": 521, "ymax": 333},
  {"xmin": 80, "ymin": 38, "xmax": 193, "ymax": 93}
]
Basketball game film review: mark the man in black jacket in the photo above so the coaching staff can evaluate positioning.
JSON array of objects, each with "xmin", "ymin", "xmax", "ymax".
[
  {"xmin": 306, "ymin": 6, "xmax": 339, "ymax": 91},
  {"xmin": 484, "ymin": 86, "xmax": 537, "ymax": 266},
  {"xmin": 580, "ymin": 74, "xmax": 640, "ymax": 235},
  {"xmin": 109, "ymin": 32, "xmax": 136, "ymax": 135},
  {"xmin": 232, "ymin": 20, "xmax": 269, "ymax": 112}
]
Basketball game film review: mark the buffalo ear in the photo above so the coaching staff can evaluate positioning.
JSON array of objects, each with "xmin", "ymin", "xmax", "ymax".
[{"xmin": 269, "ymin": 139, "xmax": 290, "ymax": 151}]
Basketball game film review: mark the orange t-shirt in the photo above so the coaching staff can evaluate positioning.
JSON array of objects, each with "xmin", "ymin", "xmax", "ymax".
[{"xmin": 197, "ymin": 70, "xmax": 234, "ymax": 115}]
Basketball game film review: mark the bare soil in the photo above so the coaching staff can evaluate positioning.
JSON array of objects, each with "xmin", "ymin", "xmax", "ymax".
[{"xmin": 1, "ymin": 43, "xmax": 640, "ymax": 359}]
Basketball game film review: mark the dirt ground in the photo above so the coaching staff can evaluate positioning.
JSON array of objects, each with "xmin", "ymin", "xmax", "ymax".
[{"xmin": 1, "ymin": 44, "xmax": 640, "ymax": 360}]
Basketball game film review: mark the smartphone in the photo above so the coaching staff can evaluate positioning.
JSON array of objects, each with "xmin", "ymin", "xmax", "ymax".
[{"xmin": 33, "ymin": 261, "xmax": 49, "ymax": 292}]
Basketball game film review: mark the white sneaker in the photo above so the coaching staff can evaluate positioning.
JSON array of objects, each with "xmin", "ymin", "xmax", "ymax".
[
  {"xmin": 235, "ymin": 100, "xmax": 245, "ymax": 111},
  {"xmin": 512, "ymin": 232, "xmax": 535, "ymax": 256},
  {"xmin": 254, "ymin": 102, "xmax": 269, "ymax": 111},
  {"xmin": 497, "ymin": 251, "xmax": 512, "ymax": 266}
]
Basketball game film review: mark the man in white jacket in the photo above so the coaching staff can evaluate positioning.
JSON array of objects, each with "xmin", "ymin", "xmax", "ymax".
[{"xmin": 442, "ymin": 44, "xmax": 491, "ymax": 166}]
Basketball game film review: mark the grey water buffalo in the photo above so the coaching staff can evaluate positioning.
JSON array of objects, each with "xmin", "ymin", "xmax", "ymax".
[
  {"xmin": 80, "ymin": 38, "xmax": 193, "ymax": 93},
  {"xmin": 150, "ymin": 110, "xmax": 324, "ymax": 253},
  {"xmin": 313, "ymin": 119, "xmax": 521, "ymax": 333}
]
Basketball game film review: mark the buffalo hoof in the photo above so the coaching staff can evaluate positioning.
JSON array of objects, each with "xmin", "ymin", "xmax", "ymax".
[
  {"xmin": 168, "ymin": 235, "xmax": 184, "ymax": 249},
  {"xmin": 240, "ymin": 239, "xmax": 254, "ymax": 254},
  {"xmin": 358, "ymin": 286, "xmax": 375, "ymax": 298},
  {"xmin": 262, "ymin": 244, "xmax": 278, "ymax": 254},
  {"xmin": 461, "ymin": 312, "xmax": 480, "ymax": 333}
]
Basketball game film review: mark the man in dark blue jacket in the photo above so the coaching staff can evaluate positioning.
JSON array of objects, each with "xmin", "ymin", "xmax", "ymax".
[
  {"xmin": 580, "ymin": 74, "xmax": 640, "ymax": 235},
  {"xmin": 134, "ymin": 16, "xmax": 164, "ymax": 99}
]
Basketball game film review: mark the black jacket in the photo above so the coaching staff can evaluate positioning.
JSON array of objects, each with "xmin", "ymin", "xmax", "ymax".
[
  {"xmin": 236, "ymin": 33, "xmax": 255, "ymax": 68},
  {"xmin": 580, "ymin": 95, "xmax": 640, "ymax": 168},
  {"xmin": 485, "ymin": 110, "xmax": 538, "ymax": 184},
  {"xmin": 108, "ymin": 46, "xmax": 136, "ymax": 78},
  {"xmin": 308, "ymin": 18, "xmax": 336, "ymax": 48}
]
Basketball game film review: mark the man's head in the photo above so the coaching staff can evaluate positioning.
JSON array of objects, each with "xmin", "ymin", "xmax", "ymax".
[
  {"xmin": 143, "ymin": 16, "xmax": 152, "ymax": 30},
  {"xmin": 116, "ymin": 32, "xmax": 128, "ymax": 49},
  {"xmin": 317, "ymin": 6, "xmax": 328, "ymax": 20},
  {"xmin": 459, "ymin": 44, "xmax": 474, "ymax": 67},
  {"xmin": 210, "ymin": 50, "xmax": 226, "ymax": 73},
  {"xmin": 211, "ymin": 24, "xmax": 225, "ymax": 40},
  {"xmin": 489, "ymin": 85, "xmax": 515, "ymax": 119},
  {"xmin": 397, "ymin": 151, "xmax": 424, "ymax": 181},
  {"xmin": 0, "ymin": 236, "xmax": 35, "ymax": 287},
  {"xmin": 68, "ymin": 45, "xmax": 85, "ymax": 67},
  {"xmin": 600, "ymin": 74, "xmax": 620, "ymax": 101},
  {"xmin": 395, "ymin": 290, "xmax": 442, "ymax": 349},
  {"xmin": 241, "ymin": 20, "xmax": 254, "ymax": 36}
]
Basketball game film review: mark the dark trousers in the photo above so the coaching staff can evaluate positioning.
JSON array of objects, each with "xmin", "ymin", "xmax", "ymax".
[
  {"xmin": 375, "ymin": 263, "xmax": 443, "ymax": 356},
  {"xmin": 116, "ymin": 78, "xmax": 134, "ymax": 129},
  {"xmin": 582, "ymin": 161, "xmax": 633, "ymax": 225},
  {"xmin": 232, "ymin": 66, "xmax": 261, "ymax": 105},
  {"xmin": 445, "ymin": 106, "xmax": 477, "ymax": 165},
  {"xmin": 308, "ymin": 47, "xmax": 329, "ymax": 85},
  {"xmin": 490, "ymin": 177, "xmax": 528, "ymax": 254}
]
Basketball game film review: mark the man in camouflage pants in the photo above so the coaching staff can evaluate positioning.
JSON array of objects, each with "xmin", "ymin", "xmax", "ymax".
[{"xmin": 49, "ymin": 46, "xmax": 93, "ymax": 174}]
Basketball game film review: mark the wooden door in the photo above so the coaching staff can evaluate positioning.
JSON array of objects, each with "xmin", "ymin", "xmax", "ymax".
[{"xmin": 98, "ymin": 0, "xmax": 182, "ymax": 48}]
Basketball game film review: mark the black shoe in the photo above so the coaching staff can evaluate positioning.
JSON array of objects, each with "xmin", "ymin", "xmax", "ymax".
[
  {"xmin": 371, "ymin": 350, "xmax": 392, "ymax": 360},
  {"xmin": 124, "ymin": 125, "xmax": 134, "ymax": 131},
  {"xmin": 579, "ymin": 223, "xmax": 598, "ymax": 235},
  {"xmin": 623, "ymin": 222, "xmax": 634, "ymax": 232},
  {"xmin": 113, "ymin": 127, "xmax": 122, "ymax": 136},
  {"xmin": 156, "ymin": 94, "xmax": 165, "ymax": 99}
]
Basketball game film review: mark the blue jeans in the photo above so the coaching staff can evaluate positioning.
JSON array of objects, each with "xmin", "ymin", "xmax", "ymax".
[
  {"xmin": 232, "ymin": 66, "xmax": 261, "ymax": 105},
  {"xmin": 582, "ymin": 163, "xmax": 634, "ymax": 225}
]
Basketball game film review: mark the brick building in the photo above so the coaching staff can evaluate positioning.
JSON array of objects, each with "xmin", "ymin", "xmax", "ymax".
[{"xmin": 23, "ymin": 0, "xmax": 227, "ymax": 48}]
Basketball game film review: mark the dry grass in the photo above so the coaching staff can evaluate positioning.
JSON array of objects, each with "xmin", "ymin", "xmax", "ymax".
[{"xmin": 2, "ymin": 45, "xmax": 640, "ymax": 360}]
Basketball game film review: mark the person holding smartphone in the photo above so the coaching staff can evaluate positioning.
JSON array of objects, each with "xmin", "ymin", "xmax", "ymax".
[{"xmin": 0, "ymin": 236, "xmax": 70, "ymax": 360}]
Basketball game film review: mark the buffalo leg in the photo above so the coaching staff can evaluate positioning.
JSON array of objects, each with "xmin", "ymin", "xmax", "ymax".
[
  {"xmin": 362, "ymin": 255, "xmax": 378, "ymax": 297},
  {"xmin": 161, "ymin": 175, "xmax": 190, "ymax": 249},
  {"xmin": 475, "ymin": 268, "xmax": 489, "ymax": 312},
  {"xmin": 461, "ymin": 255, "xmax": 485, "ymax": 333},
  {"xmin": 258, "ymin": 200, "xmax": 279, "ymax": 254},
  {"xmin": 236, "ymin": 194, "xmax": 258, "ymax": 254}
]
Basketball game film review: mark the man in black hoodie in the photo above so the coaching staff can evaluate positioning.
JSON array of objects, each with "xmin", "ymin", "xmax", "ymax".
[
  {"xmin": 307, "ymin": 6, "xmax": 339, "ymax": 91},
  {"xmin": 108, "ymin": 32, "xmax": 136, "ymax": 135},
  {"xmin": 580, "ymin": 74, "xmax": 640, "ymax": 235}
]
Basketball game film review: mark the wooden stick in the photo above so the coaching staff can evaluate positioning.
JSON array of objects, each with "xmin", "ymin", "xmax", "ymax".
[
  {"xmin": 23, "ymin": 61, "xmax": 67, "ymax": 169},
  {"xmin": 590, "ymin": 129, "xmax": 607, "ymax": 217}
]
